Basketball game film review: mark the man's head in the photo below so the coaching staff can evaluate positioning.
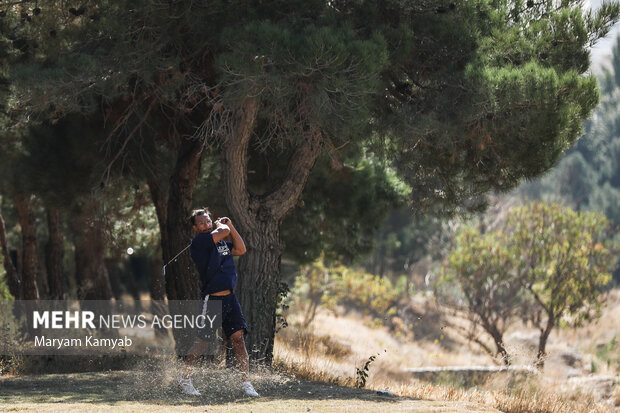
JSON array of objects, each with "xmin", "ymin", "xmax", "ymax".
[{"xmin": 190, "ymin": 208, "xmax": 212, "ymax": 234}]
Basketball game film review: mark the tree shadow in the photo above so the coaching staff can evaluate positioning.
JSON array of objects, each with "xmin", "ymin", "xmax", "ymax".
[
  {"xmin": 397, "ymin": 300, "xmax": 461, "ymax": 351},
  {"xmin": 0, "ymin": 368, "xmax": 415, "ymax": 407}
]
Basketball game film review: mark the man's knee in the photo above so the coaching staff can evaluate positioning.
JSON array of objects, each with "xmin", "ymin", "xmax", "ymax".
[{"xmin": 229, "ymin": 329, "xmax": 245, "ymax": 344}]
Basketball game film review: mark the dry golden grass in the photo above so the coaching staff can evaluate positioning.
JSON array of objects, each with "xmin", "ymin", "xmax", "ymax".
[
  {"xmin": 275, "ymin": 297, "xmax": 620, "ymax": 413},
  {"xmin": 2, "ymin": 292, "xmax": 617, "ymax": 412},
  {"xmin": 0, "ymin": 357, "xmax": 502, "ymax": 413},
  {"xmin": 275, "ymin": 341, "xmax": 614, "ymax": 413}
]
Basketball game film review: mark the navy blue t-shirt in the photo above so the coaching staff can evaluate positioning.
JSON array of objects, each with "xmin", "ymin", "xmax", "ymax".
[{"xmin": 190, "ymin": 232, "xmax": 237, "ymax": 298}]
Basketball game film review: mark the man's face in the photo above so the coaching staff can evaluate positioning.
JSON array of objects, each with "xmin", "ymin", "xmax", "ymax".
[{"xmin": 193, "ymin": 215, "xmax": 213, "ymax": 234}]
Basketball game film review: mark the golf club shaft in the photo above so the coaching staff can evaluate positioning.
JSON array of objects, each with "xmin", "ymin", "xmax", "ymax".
[{"xmin": 162, "ymin": 243, "xmax": 191, "ymax": 276}]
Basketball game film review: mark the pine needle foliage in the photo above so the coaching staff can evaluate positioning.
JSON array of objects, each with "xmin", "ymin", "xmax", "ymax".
[{"xmin": 2, "ymin": 1, "xmax": 618, "ymax": 216}]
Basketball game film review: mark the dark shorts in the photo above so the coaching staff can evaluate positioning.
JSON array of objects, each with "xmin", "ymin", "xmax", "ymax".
[{"xmin": 197, "ymin": 293, "xmax": 248, "ymax": 340}]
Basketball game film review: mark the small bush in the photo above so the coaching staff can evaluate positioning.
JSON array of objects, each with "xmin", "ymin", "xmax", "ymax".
[
  {"xmin": 290, "ymin": 257, "xmax": 403, "ymax": 326},
  {"xmin": 595, "ymin": 334, "xmax": 619, "ymax": 372},
  {"xmin": 355, "ymin": 353, "xmax": 378, "ymax": 389}
]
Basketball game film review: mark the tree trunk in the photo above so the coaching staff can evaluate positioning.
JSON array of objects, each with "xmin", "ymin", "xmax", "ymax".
[
  {"xmin": 535, "ymin": 318, "xmax": 555, "ymax": 370},
  {"xmin": 162, "ymin": 137, "xmax": 203, "ymax": 302},
  {"xmin": 105, "ymin": 258, "xmax": 123, "ymax": 299},
  {"xmin": 222, "ymin": 97, "xmax": 323, "ymax": 363},
  {"xmin": 14, "ymin": 193, "xmax": 39, "ymax": 301},
  {"xmin": 149, "ymin": 256, "xmax": 167, "ymax": 302},
  {"xmin": 38, "ymin": 254, "xmax": 49, "ymax": 298},
  {"xmin": 0, "ymin": 203, "xmax": 20, "ymax": 298},
  {"xmin": 483, "ymin": 321, "xmax": 510, "ymax": 366},
  {"xmin": 156, "ymin": 137, "xmax": 204, "ymax": 356},
  {"xmin": 147, "ymin": 177, "xmax": 168, "ymax": 301},
  {"xmin": 72, "ymin": 200, "xmax": 112, "ymax": 300},
  {"xmin": 45, "ymin": 207, "xmax": 65, "ymax": 300},
  {"xmin": 236, "ymin": 219, "xmax": 282, "ymax": 363}
]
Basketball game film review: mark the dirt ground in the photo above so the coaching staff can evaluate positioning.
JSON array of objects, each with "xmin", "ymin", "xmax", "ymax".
[{"xmin": 0, "ymin": 367, "xmax": 501, "ymax": 413}]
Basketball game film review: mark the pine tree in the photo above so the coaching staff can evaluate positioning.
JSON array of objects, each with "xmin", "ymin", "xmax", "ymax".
[{"xmin": 517, "ymin": 32, "xmax": 620, "ymax": 281}]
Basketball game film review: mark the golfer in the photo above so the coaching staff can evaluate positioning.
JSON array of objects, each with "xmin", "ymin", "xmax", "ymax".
[{"xmin": 179, "ymin": 207, "xmax": 259, "ymax": 397}]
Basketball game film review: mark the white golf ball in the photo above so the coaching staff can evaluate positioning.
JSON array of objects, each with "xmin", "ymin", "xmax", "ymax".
[{"xmin": 127, "ymin": 248, "xmax": 134, "ymax": 255}]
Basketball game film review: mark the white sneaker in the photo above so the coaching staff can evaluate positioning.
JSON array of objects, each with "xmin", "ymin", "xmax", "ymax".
[
  {"xmin": 241, "ymin": 381, "xmax": 259, "ymax": 397},
  {"xmin": 179, "ymin": 377, "xmax": 201, "ymax": 396}
]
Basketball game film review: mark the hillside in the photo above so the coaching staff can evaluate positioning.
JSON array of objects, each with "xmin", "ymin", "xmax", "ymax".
[{"xmin": 275, "ymin": 289, "xmax": 620, "ymax": 412}]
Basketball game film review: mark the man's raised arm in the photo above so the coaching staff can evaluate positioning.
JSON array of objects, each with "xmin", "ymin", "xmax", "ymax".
[{"xmin": 218, "ymin": 217, "xmax": 246, "ymax": 256}]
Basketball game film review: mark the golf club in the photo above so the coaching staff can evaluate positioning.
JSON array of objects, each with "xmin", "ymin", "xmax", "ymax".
[
  {"xmin": 162, "ymin": 243, "xmax": 191, "ymax": 276},
  {"xmin": 162, "ymin": 217, "xmax": 227, "ymax": 275}
]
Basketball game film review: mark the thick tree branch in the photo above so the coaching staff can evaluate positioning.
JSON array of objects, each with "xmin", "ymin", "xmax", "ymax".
[
  {"xmin": 524, "ymin": 281, "xmax": 551, "ymax": 315},
  {"xmin": 222, "ymin": 97, "xmax": 259, "ymax": 230},
  {"xmin": 448, "ymin": 322, "xmax": 497, "ymax": 361},
  {"xmin": 264, "ymin": 128, "xmax": 323, "ymax": 221}
]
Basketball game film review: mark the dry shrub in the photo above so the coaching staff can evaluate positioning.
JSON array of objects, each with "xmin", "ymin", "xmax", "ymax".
[
  {"xmin": 273, "ymin": 355, "xmax": 354, "ymax": 387},
  {"xmin": 0, "ymin": 355, "xmax": 23, "ymax": 375}
]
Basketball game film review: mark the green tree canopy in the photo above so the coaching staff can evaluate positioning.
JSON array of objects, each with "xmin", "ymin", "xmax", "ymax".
[
  {"xmin": 441, "ymin": 225, "xmax": 528, "ymax": 364},
  {"xmin": 508, "ymin": 202, "xmax": 615, "ymax": 367},
  {"xmin": 442, "ymin": 202, "xmax": 617, "ymax": 368},
  {"xmin": 515, "ymin": 33, "xmax": 620, "ymax": 282},
  {"xmin": 281, "ymin": 156, "xmax": 409, "ymax": 266}
]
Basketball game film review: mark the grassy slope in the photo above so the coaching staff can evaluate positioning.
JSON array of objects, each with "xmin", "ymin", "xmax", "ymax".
[{"xmin": 274, "ymin": 289, "xmax": 620, "ymax": 413}]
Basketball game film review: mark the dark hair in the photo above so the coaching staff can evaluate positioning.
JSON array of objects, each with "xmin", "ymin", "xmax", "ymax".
[{"xmin": 190, "ymin": 207, "xmax": 211, "ymax": 225}]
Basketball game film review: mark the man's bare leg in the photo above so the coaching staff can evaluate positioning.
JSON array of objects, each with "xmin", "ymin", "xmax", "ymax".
[
  {"xmin": 229, "ymin": 329, "xmax": 249, "ymax": 381},
  {"xmin": 230, "ymin": 329, "xmax": 258, "ymax": 396},
  {"xmin": 182, "ymin": 338, "xmax": 211, "ymax": 378}
]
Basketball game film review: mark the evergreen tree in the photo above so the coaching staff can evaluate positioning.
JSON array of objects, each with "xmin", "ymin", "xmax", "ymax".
[
  {"xmin": 517, "ymin": 33, "xmax": 620, "ymax": 281},
  {"xmin": 281, "ymin": 155, "xmax": 409, "ymax": 266}
]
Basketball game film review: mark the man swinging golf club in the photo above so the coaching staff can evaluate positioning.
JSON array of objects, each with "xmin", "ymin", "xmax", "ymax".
[{"xmin": 179, "ymin": 207, "xmax": 259, "ymax": 397}]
